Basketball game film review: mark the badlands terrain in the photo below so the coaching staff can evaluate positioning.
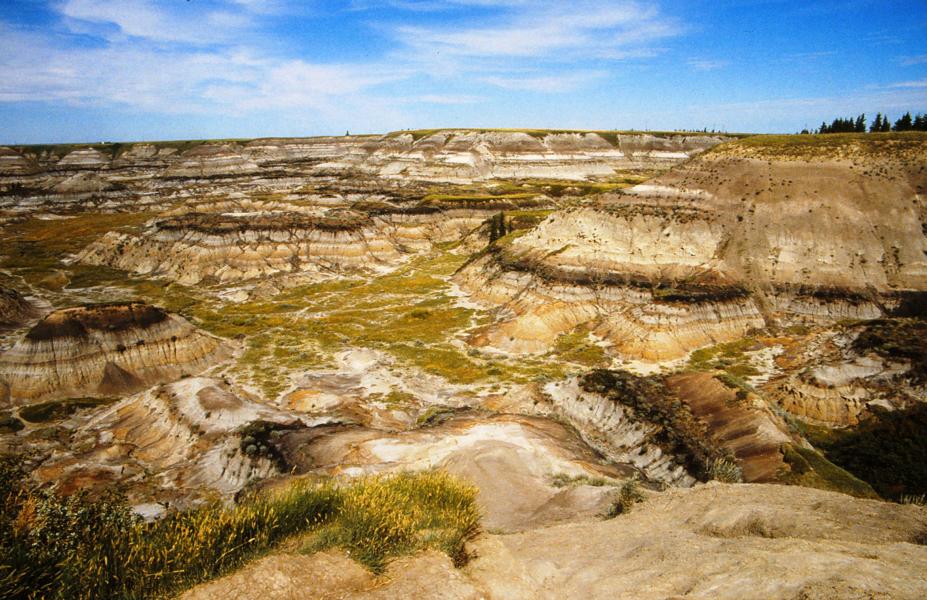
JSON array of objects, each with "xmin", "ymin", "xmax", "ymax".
[{"xmin": 1, "ymin": 129, "xmax": 926, "ymax": 598}]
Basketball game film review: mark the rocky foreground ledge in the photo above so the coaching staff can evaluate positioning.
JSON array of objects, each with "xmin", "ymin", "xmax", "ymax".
[{"xmin": 180, "ymin": 482, "xmax": 927, "ymax": 600}]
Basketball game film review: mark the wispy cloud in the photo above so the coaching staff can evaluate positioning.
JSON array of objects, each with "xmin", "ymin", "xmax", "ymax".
[
  {"xmin": 479, "ymin": 71, "xmax": 605, "ymax": 92},
  {"xmin": 59, "ymin": 0, "xmax": 255, "ymax": 45},
  {"xmin": 900, "ymin": 54, "xmax": 927, "ymax": 66},
  {"xmin": 889, "ymin": 78, "xmax": 927, "ymax": 89},
  {"xmin": 687, "ymin": 59, "xmax": 727, "ymax": 72},
  {"xmin": 391, "ymin": 1, "xmax": 678, "ymax": 60}
]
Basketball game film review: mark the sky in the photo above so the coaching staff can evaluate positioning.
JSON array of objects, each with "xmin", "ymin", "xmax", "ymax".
[{"xmin": 0, "ymin": 0, "xmax": 926, "ymax": 143}]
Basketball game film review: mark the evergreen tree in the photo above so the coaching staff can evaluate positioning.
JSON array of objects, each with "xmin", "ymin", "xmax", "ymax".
[
  {"xmin": 855, "ymin": 113, "xmax": 866, "ymax": 132},
  {"xmin": 870, "ymin": 113, "xmax": 883, "ymax": 132},
  {"xmin": 881, "ymin": 114, "xmax": 892, "ymax": 132},
  {"xmin": 914, "ymin": 113, "xmax": 927, "ymax": 131},
  {"xmin": 894, "ymin": 112, "xmax": 913, "ymax": 131}
]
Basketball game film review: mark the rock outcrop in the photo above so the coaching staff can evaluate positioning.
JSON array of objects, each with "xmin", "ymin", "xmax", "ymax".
[
  {"xmin": 76, "ymin": 196, "xmax": 551, "ymax": 284},
  {"xmin": 30, "ymin": 377, "xmax": 328, "ymax": 503},
  {"xmin": 455, "ymin": 134, "xmax": 927, "ymax": 360},
  {"xmin": 0, "ymin": 302, "xmax": 229, "ymax": 403},
  {"xmin": 0, "ymin": 286, "xmax": 35, "ymax": 328},
  {"xmin": 179, "ymin": 483, "xmax": 927, "ymax": 600},
  {"xmin": 0, "ymin": 130, "xmax": 726, "ymax": 215}
]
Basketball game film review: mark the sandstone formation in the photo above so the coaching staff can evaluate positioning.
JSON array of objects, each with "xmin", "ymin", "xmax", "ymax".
[
  {"xmin": 76, "ymin": 196, "xmax": 551, "ymax": 284},
  {"xmin": 665, "ymin": 371, "xmax": 790, "ymax": 482},
  {"xmin": 0, "ymin": 130, "xmax": 725, "ymax": 215},
  {"xmin": 0, "ymin": 302, "xmax": 229, "ymax": 403},
  {"xmin": 28, "ymin": 377, "xmax": 331, "ymax": 504},
  {"xmin": 455, "ymin": 134, "xmax": 927, "ymax": 360},
  {"xmin": 276, "ymin": 413, "xmax": 625, "ymax": 532},
  {"xmin": 764, "ymin": 319, "xmax": 925, "ymax": 426}
]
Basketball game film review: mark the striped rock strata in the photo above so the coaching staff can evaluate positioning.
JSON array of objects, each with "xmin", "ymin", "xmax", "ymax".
[
  {"xmin": 455, "ymin": 135, "xmax": 927, "ymax": 361},
  {"xmin": 0, "ymin": 302, "xmax": 229, "ymax": 403},
  {"xmin": 76, "ymin": 196, "xmax": 550, "ymax": 285}
]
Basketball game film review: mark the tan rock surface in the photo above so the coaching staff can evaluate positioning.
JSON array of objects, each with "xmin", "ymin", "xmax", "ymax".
[
  {"xmin": 0, "ymin": 302, "xmax": 229, "ymax": 402},
  {"xmin": 455, "ymin": 135, "xmax": 927, "ymax": 360},
  {"xmin": 178, "ymin": 483, "xmax": 927, "ymax": 600}
]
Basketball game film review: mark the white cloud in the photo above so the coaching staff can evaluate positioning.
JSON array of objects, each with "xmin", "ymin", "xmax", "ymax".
[
  {"xmin": 414, "ymin": 94, "xmax": 484, "ymax": 104},
  {"xmin": 479, "ymin": 71, "xmax": 605, "ymax": 92},
  {"xmin": 392, "ymin": 1, "xmax": 677, "ymax": 60},
  {"xmin": 59, "ymin": 0, "xmax": 254, "ymax": 45},
  {"xmin": 889, "ymin": 78, "xmax": 927, "ymax": 89},
  {"xmin": 900, "ymin": 54, "xmax": 927, "ymax": 66},
  {"xmin": 687, "ymin": 59, "xmax": 727, "ymax": 72}
]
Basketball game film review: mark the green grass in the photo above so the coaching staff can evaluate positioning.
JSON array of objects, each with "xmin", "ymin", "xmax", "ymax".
[
  {"xmin": 11, "ymin": 139, "xmax": 256, "ymax": 160},
  {"xmin": 779, "ymin": 443, "xmax": 878, "ymax": 499},
  {"xmin": 551, "ymin": 329, "xmax": 607, "ymax": 368},
  {"xmin": 708, "ymin": 131, "xmax": 927, "ymax": 159},
  {"xmin": 0, "ymin": 461, "xmax": 480, "ymax": 599},
  {"xmin": 688, "ymin": 337, "xmax": 762, "ymax": 380}
]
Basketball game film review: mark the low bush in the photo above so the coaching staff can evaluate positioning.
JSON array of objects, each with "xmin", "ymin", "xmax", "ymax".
[{"xmin": 605, "ymin": 477, "xmax": 645, "ymax": 518}]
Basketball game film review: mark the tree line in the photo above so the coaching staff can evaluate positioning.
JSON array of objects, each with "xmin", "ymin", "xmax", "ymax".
[{"xmin": 802, "ymin": 112, "xmax": 927, "ymax": 134}]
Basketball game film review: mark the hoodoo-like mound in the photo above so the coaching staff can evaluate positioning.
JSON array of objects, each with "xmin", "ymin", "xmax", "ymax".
[
  {"xmin": 0, "ymin": 302, "xmax": 229, "ymax": 402},
  {"xmin": 0, "ymin": 286, "xmax": 35, "ymax": 328},
  {"xmin": 456, "ymin": 133, "xmax": 927, "ymax": 360}
]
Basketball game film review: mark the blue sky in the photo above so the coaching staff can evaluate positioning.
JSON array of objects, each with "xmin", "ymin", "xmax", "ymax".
[{"xmin": 1, "ymin": 0, "xmax": 925, "ymax": 143}]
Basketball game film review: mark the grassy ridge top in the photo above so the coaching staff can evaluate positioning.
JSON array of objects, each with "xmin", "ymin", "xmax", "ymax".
[{"xmin": 706, "ymin": 131, "xmax": 927, "ymax": 159}]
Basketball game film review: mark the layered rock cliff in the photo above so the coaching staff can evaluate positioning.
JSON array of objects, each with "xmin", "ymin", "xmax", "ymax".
[
  {"xmin": 75, "ymin": 196, "xmax": 552, "ymax": 284},
  {"xmin": 455, "ymin": 134, "xmax": 927, "ymax": 360},
  {"xmin": 0, "ymin": 130, "xmax": 727, "ymax": 215},
  {"xmin": 0, "ymin": 302, "xmax": 230, "ymax": 402}
]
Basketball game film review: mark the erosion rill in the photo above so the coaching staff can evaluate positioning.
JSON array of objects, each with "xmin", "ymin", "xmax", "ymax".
[{"xmin": 1, "ymin": 130, "xmax": 926, "ymax": 600}]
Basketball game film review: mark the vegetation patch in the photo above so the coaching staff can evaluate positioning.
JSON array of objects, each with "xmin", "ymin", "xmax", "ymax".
[
  {"xmin": 605, "ymin": 477, "xmax": 645, "ymax": 517},
  {"xmin": 0, "ymin": 457, "xmax": 480, "ymax": 599},
  {"xmin": 779, "ymin": 443, "xmax": 878, "ymax": 499},
  {"xmin": 0, "ymin": 412, "xmax": 24, "ymax": 434},
  {"xmin": 688, "ymin": 337, "xmax": 762, "ymax": 380},
  {"xmin": 302, "ymin": 471, "xmax": 480, "ymax": 572},
  {"xmin": 801, "ymin": 404, "xmax": 927, "ymax": 500},
  {"xmin": 580, "ymin": 369, "xmax": 736, "ymax": 481},
  {"xmin": 17, "ymin": 398, "xmax": 114, "ymax": 423},
  {"xmin": 238, "ymin": 420, "xmax": 303, "ymax": 471},
  {"xmin": 551, "ymin": 328, "xmax": 607, "ymax": 368}
]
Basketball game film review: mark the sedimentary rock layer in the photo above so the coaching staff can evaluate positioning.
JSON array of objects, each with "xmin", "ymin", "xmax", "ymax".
[
  {"xmin": 0, "ymin": 302, "xmax": 229, "ymax": 402},
  {"xmin": 455, "ymin": 134, "xmax": 927, "ymax": 360},
  {"xmin": 0, "ymin": 130, "xmax": 726, "ymax": 215},
  {"xmin": 76, "ymin": 197, "xmax": 549, "ymax": 284}
]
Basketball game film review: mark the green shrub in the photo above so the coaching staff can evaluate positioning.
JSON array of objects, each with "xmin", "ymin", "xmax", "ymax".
[
  {"xmin": 606, "ymin": 477, "xmax": 645, "ymax": 518},
  {"xmin": 708, "ymin": 457, "xmax": 743, "ymax": 483}
]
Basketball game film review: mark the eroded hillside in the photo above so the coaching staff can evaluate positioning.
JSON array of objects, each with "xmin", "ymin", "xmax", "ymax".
[{"xmin": 1, "ymin": 130, "xmax": 925, "ymax": 599}]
